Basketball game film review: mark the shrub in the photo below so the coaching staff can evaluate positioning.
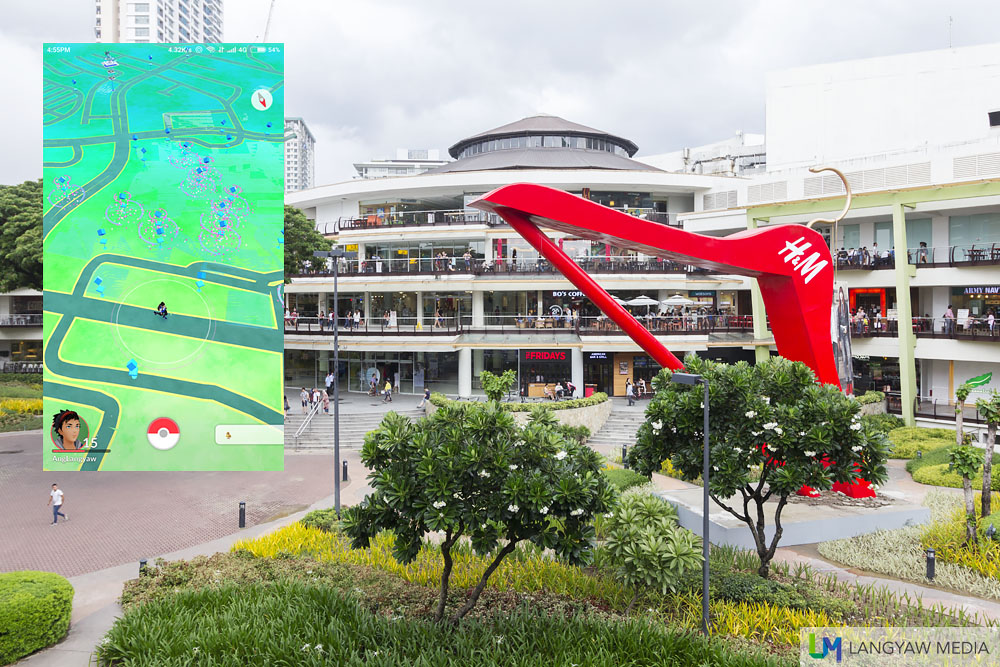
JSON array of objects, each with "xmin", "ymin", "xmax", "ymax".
[
  {"xmin": 601, "ymin": 467, "xmax": 648, "ymax": 492},
  {"xmin": 0, "ymin": 382, "xmax": 42, "ymax": 399},
  {"xmin": 98, "ymin": 581, "xmax": 785, "ymax": 666},
  {"xmin": 479, "ymin": 369, "xmax": 517, "ymax": 403},
  {"xmin": 299, "ymin": 508, "xmax": 341, "ymax": 533},
  {"xmin": 0, "ymin": 373, "xmax": 41, "ymax": 384},
  {"xmin": 343, "ymin": 403, "xmax": 614, "ymax": 623},
  {"xmin": 0, "ymin": 398, "xmax": 42, "ymax": 415},
  {"xmin": 430, "ymin": 392, "xmax": 609, "ymax": 412},
  {"xmin": 0, "ymin": 571, "xmax": 74, "ymax": 664},
  {"xmin": 889, "ymin": 426, "xmax": 954, "ymax": 459},
  {"xmin": 556, "ymin": 423, "xmax": 590, "ymax": 445},
  {"xmin": 604, "ymin": 493, "xmax": 701, "ymax": 611},
  {"xmin": 856, "ymin": 390, "xmax": 886, "ymax": 406},
  {"xmin": 861, "ymin": 413, "xmax": 905, "ymax": 436},
  {"xmin": 911, "ymin": 463, "xmax": 1000, "ymax": 491}
]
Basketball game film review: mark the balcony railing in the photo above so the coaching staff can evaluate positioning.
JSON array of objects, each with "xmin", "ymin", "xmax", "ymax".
[
  {"xmin": 0, "ymin": 314, "xmax": 42, "ymax": 326},
  {"xmin": 887, "ymin": 392, "xmax": 987, "ymax": 425},
  {"xmin": 293, "ymin": 254, "xmax": 718, "ymax": 278},
  {"xmin": 835, "ymin": 244, "xmax": 1000, "ymax": 270},
  {"xmin": 850, "ymin": 316, "xmax": 998, "ymax": 341},
  {"xmin": 318, "ymin": 207, "xmax": 681, "ymax": 235},
  {"xmin": 282, "ymin": 314, "xmax": 753, "ymax": 337},
  {"xmin": 1, "ymin": 361, "xmax": 41, "ymax": 373}
]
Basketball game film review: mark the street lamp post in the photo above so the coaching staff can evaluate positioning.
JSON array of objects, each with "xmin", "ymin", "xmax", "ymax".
[
  {"xmin": 671, "ymin": 372, "xmax": 710, "ymax": 636},
  {"xmin": 315, "ymin": 248, "xmax": 346, "ymax": 516}
]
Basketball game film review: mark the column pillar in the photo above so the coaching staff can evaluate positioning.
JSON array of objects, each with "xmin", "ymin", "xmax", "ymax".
[
  {"xmin": 472, "ymin": 290, "xmax": 484, "ymax": 327},
  {"xmin": 747, "ymin": 216, "xmax": 770, "ymax": 364},
  {"xmin": 571, "ymin": 348, "xmax": 584, "ymax": 398},
  {"xmin": 473, "ymin": 349, "xmax": 484, "ymax": 393},
  {"xmin": 363, "ymin": 292, "xmax": 371, "ymax": 324},
  {"xmin": 357, "ymin": 244, "xmax": 366, "ymax": 273},
  {"xmin": 537, "ymin": 289, "xmax": 544, "ymax": 318},
  {"xmin": 892, "ymin": 202, "xmax": 917, "ymax": 426},
  {"xmin": 416, "ymin": 292, "xmax": 423, "ymax": 328},
  {"xmin": 458, "ymin": 347, "xmax": 472, "ymax": 398}
]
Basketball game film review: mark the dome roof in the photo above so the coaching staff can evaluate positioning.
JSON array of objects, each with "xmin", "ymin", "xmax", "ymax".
[
  {"xmin": 447, "ymin": 114, "xmax": 640, "ymax": 159},
  {"xmin": 428, "ymin": 148, "xmax": 661, "ymax": 174}
]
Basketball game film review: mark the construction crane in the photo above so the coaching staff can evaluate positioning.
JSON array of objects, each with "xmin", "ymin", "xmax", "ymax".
[{"xmin": 262, "ymin": 0, "xmax": 277, "ymax": 42}]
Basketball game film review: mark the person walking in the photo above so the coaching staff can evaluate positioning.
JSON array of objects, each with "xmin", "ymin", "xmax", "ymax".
[
  {"xmin": 283, "ymin": 394, "xmax": 290, "ymax": 415},
  {"xmin": 418, "ymin": 386, "xmax": 431, "ymax": 409},
  {"xmin": 989, "ymin": 310, "xmax": 996, "ymax": 336},
  {"xmin": 944, "ymin": 304, "xmax": 955, "ymax": 335},
  {"xmin": 325, "ymin": 370, "xmax": 334, "ymax": 397},
  {"xmin": 383, "ymin": 379, "xmax": 393, "ymax": 403},
  {"xmin": 626, "ymin": 380, "xmax": 635, "ymax": 406},
  {"xmin": 299, "ymin": 387, "xmax": 309, "ymax": 414},
  {"xmin": 322, "ymin": 390, "xmax": 330, "ymax": 414},
  {"xmin": 353, "ymin": 310, "xmax": 361, "ymax": 331},
  {"xmin": 311, "ymin": 387, "xmax": 323, "ymax": 410},
  {"xmin": 48, "ymin": 483, "xmax": 67, "ymax": 525}
]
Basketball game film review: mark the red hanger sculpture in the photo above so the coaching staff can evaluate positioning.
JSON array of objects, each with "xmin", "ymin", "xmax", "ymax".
[{"xmin": 470, "ymin": 182, "xmax": 873, "ymax": 498}]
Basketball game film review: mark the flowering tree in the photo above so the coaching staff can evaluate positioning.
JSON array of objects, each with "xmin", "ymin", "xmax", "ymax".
[
  {"xmin": 626, "ymin": 355, "xmax": 890, "ymax": 578},
  {"xmin": 343, "ymin": 403, "xmax": 614, "ymax": 623}
]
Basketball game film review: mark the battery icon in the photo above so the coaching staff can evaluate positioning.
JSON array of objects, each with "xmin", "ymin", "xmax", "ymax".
[{"xmin": 252, "ymin": 47, "xmax": 267, "ymax": 53}]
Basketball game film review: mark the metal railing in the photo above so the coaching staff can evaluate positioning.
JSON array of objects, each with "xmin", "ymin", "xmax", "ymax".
[
  {"xmin": 293, "ymin": 254, "xmax": 719, "ymax": 278},
  {"xmin": 835, "ymin": 244, "xmax": 1000, "ymax": 270},
  {"xmin": 850, "ymin": 316, "xmax": 999, "ymax": 341},
  {"xmin": 282, "ymin": 314, "xmax": 753, "ymax": 337},
  {"xmin": 292, "ymin": 397, "xmax": 324, "ymax": 449},
  {"xmin": 887, "ymin": 392, "xmax": 987, "ymax": 424},
  {"xmin": 0, "ymin": 314, "xmax": 42, "ymax": 326},
  {"xmin": 317, "ymin": 207, "xmax": 681, "ymax": 235},
  {"xmin": 1, "ymin": 361, "xmax": 41, "ymax": 373}
]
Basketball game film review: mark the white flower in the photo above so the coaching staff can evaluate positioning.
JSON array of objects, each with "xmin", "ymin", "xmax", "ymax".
[
  {"xmin": 555, "ymin": 450, "xmax": 567, "ymax": 460},
  {"xmin": 765, "ymin": 443, "xmax": 776, "ymax": 452},
  {"xmin": 850, "ymin": 423, "xmax": 862, "ymax": 431},
  {"xmin": 733, "ymin": 446, "xmax": 742, "ymax": 454},
  {"xmin": 799, "ymin": 431, "xmax": 806, "ymax": 436},
  {"xmin": 745, "ymin": 410, "xmax": 756, "ymax": 418},
  {"xmin": 193, "ymin": 647, "xmax": 199, "ymax": 654},
  {"xmin": 671, "ymin": 427, "xmax": 677, "ymax": 433},
  {"xmin": 432, "ymin": 500, "xmax": 446, "ymax": 509},
  {"xmin": 751, "ymin": 431, "xmax": 761, "ymax": 437},
  {"xmin": 302, "ymin": 644, "xmax": 311, "ymax": 651},
  {"xmin": 774, "ymin": 427, "xmax": 783, "ymax": 436},
  {"xmin": 509, "ymin": 464, "xmax": 518, "ymax": 470},
  {"xmin": 652, "ymin": 420, "xmax": 663, "ymax": 430},
  {"xmin": 851, "ymin": 445, "xmax": 863, "ymax": 452},
  {"xmin": 604, "ymin": 512, "xmax": 614, "ymax": 519},
  {"xmin": 700, "ymin": 402, "xmax": 705, "ymax": 408},
  {"xmin": 453, "ymin": 492, "xmax": 462, "ymax": 499},
  {"xmin": 540, "ymin": 506, "xmax": 549, "ymax": 514},
  {"xmin": 315, "ymin": 644, "xmax": 323, "ymax": 653},
  {"xmin": 763, "ymin": 422, "xmax": 777, "ymax": 430},
  {"xmin": 712, "ymin": 466, "xmax": 719, "ymax": 472},
  {"xmin": 570, "ymin": 508, "xmax": 584, "ymax": 516},
  {"xmin": 496, "ymin": 636, "xmax": 505, "ymax": 644},
  {"xmin": 762, "ymin": 396, "xmax": 770, "ymax": 404},
  {"xmin": 479, "ymin": 469, "xmax": 491, "ymax": 478},
  {"xmin": 803, "ymin": 451, "xmax": 816, "ymax": 457},
  {"xmin": 306, "ymin": 570, "xmax": 313, "ymax": 574},
  {"xmin": 508, "ymin": 504, "xmax": 519, "ymax": 512},
  {"xmin": 481, "ymin": 523, "xmax": 487, "ymax": 529},
  {"xmin": 871, "ymin": 484, "xmax": 879, "ymax": 490}
]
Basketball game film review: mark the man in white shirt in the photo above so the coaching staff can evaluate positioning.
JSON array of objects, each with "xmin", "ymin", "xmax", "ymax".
[
  {"xmin": 48, "ymin": 483, "xmax": 67, "ymax": 525},
  {"xmin": 325, "ymin": 371, "xmax": 334, "ymax": 397}
]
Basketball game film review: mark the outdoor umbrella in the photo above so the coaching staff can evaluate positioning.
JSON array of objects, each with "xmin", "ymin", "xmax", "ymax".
[
  {"xmin": 661, "ymin": 294, "xmax": 694, "ymax": 307},
  {"xmin": 627, "ymin": 295, "xmax": 660, "ymax": 315}
]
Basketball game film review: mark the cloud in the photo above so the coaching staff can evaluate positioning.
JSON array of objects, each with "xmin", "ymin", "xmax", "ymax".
[{"xmin": 3, "ymin": 0, "xmax": 999, "ymax": 185}]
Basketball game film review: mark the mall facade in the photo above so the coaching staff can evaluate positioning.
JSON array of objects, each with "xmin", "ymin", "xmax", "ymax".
[{"xmin": 287, "ymin": 43, "xmax": 1000, "ymax": 429}]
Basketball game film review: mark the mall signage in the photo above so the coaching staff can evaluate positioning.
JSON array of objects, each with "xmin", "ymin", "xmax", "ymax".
[
  {"xmin": 552, "ymin": 290, "xmax": 584, "ymax": 297},
  {"xmin": 524, "ymin": 350, "xmax": 567, "ymax": 361},
  {"xmin": 587, "ymin": 352, "xmax": 609, "ymax": 360},
  {"xmin": 963, "ymin": 286, "xmax": 1000, "ymax": 295}
]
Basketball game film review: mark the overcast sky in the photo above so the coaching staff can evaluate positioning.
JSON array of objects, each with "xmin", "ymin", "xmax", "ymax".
[{"xmin": 3, "ymin": 0, "xmax": 999, "ymax": 185}]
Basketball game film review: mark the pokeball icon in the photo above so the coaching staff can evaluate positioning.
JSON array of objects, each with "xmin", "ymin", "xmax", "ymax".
[
  {"xmin": 147, "ymin": 417, "xmax": 180, "ymax": 450},
  {"xmin": 251, "ymin": 88, "xmax": 272, "ymax": 111}
]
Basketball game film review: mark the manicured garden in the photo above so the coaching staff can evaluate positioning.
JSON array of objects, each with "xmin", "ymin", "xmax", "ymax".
[
  {"xmin": 92, "ymin": 358, "xmax": 999, "ymax": 665},
  {"xmin": 0, "ymin": 373, "xmax": 42, "ymax": 432}
]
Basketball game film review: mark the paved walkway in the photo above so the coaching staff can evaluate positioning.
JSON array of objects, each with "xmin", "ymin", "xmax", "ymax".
[{"xmin": 15, "ymin": 449, "xmax": 375, "ymax": 666}]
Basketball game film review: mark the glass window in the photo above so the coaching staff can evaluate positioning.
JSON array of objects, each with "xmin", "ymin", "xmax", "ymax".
[
  {"xmin": 873, "ymin": 221, "xmax": 894, "ymax": 250},
  {"xmin": 949, "ymin": 212, "xmax": 1000, "ymax": 247},
  {"xmin": 543, "ymin": 136, "xmax": 559, "ymax": 147},
  {"xmin": 134, "ymin": 27, "xmax": 150, "ymax": 36},
  {"xmin": 130, "ymin": 2, "xmax": 149, "ymax": 11},
  {"xmin": 905, "ymin": 218, "xmax": 932, "ymax": 251},
  {"xmin": 134, "ymin": 15, "xmax": 148, "ymax": 23},
  {"xmin": 841, "ymin": 223, "xmax": 860, "ymax": 249}
]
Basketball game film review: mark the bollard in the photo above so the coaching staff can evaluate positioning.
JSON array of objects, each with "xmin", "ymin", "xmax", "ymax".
[
  {"xmin": 139, "ymin": 559, "xmax": 147, "ymax": 576},
  {"xmin": 342, "ymin": 460, "xmax": 348, "ymax": 482},
  {"xmin": 926, "ymin": 548, "xmax": 935, "ymax": 580},
  {"xmin": 622, "ymin": 444, "xmax": 628, "ymax": 469},
  {"xmin": 239, "ymin": 501, "xmax": 246, "ymax": 528},
  {"xmin": 916, "ymin": 450, "xmax": 922, "ymax": 459}
]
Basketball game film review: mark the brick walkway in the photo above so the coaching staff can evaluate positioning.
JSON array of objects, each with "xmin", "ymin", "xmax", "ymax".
[{"xmin": 0, "ymin": 431, "xmax": 342, "ymax": 577}]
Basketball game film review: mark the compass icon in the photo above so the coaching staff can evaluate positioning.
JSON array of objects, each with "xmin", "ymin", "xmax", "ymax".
[{"xmin": 251, "ymin": 88, "xmax": 272, "ymax": 111}]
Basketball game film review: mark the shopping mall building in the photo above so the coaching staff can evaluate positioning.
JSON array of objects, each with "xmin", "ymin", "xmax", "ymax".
[{"xmin": 286, "ymin": 43, "xmax": 1000, "ymax": 429}]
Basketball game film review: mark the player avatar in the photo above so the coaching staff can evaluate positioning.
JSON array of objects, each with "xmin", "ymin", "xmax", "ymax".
[
  {"xmin": 155, "ymin": 302, "xmax": 169, "ymax": 319},
  {"xmin": 52, "ymin": 410, "xmax": 84, "ymax": 451}
]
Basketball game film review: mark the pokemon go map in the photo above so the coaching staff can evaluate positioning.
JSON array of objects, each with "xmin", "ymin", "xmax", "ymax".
[{"xmin": 42, "ymin": 44, "xmax": 285, "ymax": 471}]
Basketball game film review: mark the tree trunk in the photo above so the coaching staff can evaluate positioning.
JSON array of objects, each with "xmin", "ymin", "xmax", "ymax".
[
  {"xmin": 984, "ymin": 423, "xmax": 997, "ymax": 519},
  {"xmin": 625, "ymin": 588, "xmax": 641, "ymax": 614},
  {"xmin": 451, "ymin": 541, "xmax": 516, "ymax": 624},
  {"xmin": 964, "ymin": 476, "xmax": 977, "ymax": 546},
  {"xmin": 435, "ymin": 532, "xmax": 455, "ymax": 623},
  {"xmin": 956, "ymin": 401, "xmax": 965, "ymax": 448}
]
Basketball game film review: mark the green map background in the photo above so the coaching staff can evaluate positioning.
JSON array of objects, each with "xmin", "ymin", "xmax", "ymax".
[{"xmin": 42, "ymin": 44, "xmax": 285, "ymax": 471}]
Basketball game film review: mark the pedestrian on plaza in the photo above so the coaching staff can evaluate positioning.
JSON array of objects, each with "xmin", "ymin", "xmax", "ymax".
[
  {"xmin": 318, "ymin": 309, "xmax": 325, "ymax": 331},
  {"xmin": 312, "ymin": 387, "xmax": 323, "ymax": 409},
  {"xmin": 48, "ymin": 483, "xmax": 67, "ymax": 525},
  {"xmin": 463, "ymin": 250, "xmax": 472, "ymax": 271},
  {"xmin": 918, "ymin": 241, "xmax": 929, "ymax": 263},
  {"xmin": 383, "ymin": 311, "xmax": 391, "ymax": 329},
  {"xmin": 325, "ymin": 370, "xmax": 334, "ymax": 397},
  {"xmin": 284, "ymin": 394, "xmax": 290, "ymax": 415},
  {"xmin": 353, "ymin": 310, "xmax": 361, "ymax": 330},
  {"xmin": 291, "ymin": 309, "xmax": 299, "ymax": 330},
  {"xmin": 554, "ymin": 381, "xmax": 565, "ymax": 399},
  {"xmin": 418, "ymin": 386, "xmax": 431, "ymax": 409},
  {"xmin": 300, "ymin": 387, "xmax": 309, "ymax": 413},
  {"xmin": 383, "ymin": 379, "xmax": 393, "ymax": 403},
  {"xmin": 626, "ymin": 380, "xmax": 635, "ymax": 406},
  {"xmin": 989, "ymin": 310, "xmax": 996, "ymax": 336},
  {"xmin": 322, "ymin": 390, "xmax": 330, "ymax": 414},
  {"xmin": 638, "ymin": 377, "xmax": 647, "ymax": 397}
]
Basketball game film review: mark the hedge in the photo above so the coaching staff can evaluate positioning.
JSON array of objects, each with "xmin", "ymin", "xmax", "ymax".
[
  {"xmin": 0, "ymin": 571, "xmax": 74, "ymax": 665},
  {"xmin": 601, "ymin": 467, "xmax": 649, "ymax": 492},
  {"xmin": 299, "ymin": 508, "xmax": 341, "ymax": 533},
  {"xmin": 429, "ymin": 392, "xmax": 608, "ymax": 412},
  {"xmin": 888, "ymin": 426, "xmax": 954, "ymax": 459},
  {"xmin": 855, "ymin": 391, "xmax": 886, "ymax": 406},
  {"xmin": 911, "ymin": 463, "xmax": 1000, "ymax": 491}
]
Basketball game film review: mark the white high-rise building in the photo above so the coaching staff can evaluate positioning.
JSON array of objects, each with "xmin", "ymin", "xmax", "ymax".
[
  {"xmin": 285, "ymin": 117, "xmax": 316, "ymax": 193},
  {"xmin": 95, "ymin": 0, "xmax": 224, "ymax": 44},
  {"xmin": 354, "ymin": 149, "xmax": 449, "ymax": 179}
]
